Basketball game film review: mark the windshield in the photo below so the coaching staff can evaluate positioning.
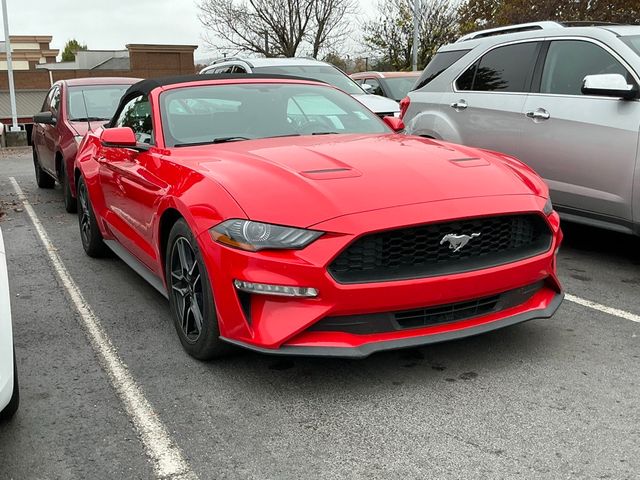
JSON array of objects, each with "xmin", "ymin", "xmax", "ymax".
[
  {"xmin": 67, "ymin": 84, "xmax": 130, "ymax": 121},
  {"xmin": 384, "ymin": 76, "xmax": 419, "ymax": 100},
  {"xmin": 160, "ymin": 83, "xmax": 389, "ymax": 147},
  {"xmin": 253, "ymin": 65, "xmax": 364, "ymax": 95}
]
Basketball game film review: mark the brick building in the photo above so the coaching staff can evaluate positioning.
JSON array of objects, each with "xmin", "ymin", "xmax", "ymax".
[{"xmin": 0, "ymin": 40, "xmax": 197, "ymax": 139}]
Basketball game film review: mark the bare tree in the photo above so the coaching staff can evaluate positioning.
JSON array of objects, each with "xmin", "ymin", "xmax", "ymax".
[
  {"xmin": 363, "ymin": 0, "xmax": 459, "ymax": 70},
  {"xmin": 198, "ymin": 0, "xmax": 357, "ymax": 58}
]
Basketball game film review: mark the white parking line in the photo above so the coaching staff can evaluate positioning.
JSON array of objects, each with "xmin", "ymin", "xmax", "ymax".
[
  {"xmin": 566, "ymin": 294, "xmax": 640, "ymax": 324},
  {"xmin": 9, "ymin": 177, "xmax": 197, "ymax": 480}
]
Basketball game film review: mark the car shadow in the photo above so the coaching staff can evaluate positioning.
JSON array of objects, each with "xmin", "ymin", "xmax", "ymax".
[
  {"xmin": 201, "ymin": 319, "xmax": 556, "ymax": 396},
  {"xmin": 560, "ymin": 220, "xmax": 640, "ymax": 263}
]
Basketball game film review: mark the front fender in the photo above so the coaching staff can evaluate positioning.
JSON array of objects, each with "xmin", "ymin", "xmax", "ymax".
[{"xmin": 406, "ymin": 108, "xmax": 462, "ymax": 144}]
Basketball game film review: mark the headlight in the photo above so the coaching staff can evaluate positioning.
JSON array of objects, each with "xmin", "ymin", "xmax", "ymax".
[
  {"xmin": 74, "ymin": 135, "xmax": 84, "ymax": 144},
  {"xmin": 543, "ymin": 198, "xmax": 553, "ymax": 216},
  {"xmin": 210, "ymin": 219, "xmax": 323, "ymax": 251}
]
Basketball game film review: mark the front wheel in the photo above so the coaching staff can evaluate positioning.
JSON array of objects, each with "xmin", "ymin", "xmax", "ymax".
[
  {"xmin": 166, "ymin": 219, "xmax": 229, "ymax": 360},
  {"xmin": 0, "ymin": 349, "xmax": 19, "ymax": 421},
  {"xmin": 77, "ymin": 176, "xmax": 108, "ymax": 257}
]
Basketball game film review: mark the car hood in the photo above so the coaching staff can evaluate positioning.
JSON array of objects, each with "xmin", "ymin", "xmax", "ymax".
[
  {"xmin": 351, "ymin": 94, "xmax": 400, "ymax": 114},
  {"xmin": 189, "ymin": 134, "xmax": 546, "ymax": 228},
  {"xmin": 70, "ymin": 120, "xmax": 110, "ymax": 136}
]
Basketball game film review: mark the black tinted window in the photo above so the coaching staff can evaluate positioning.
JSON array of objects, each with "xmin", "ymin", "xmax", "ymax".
[
  {"xmin": 415, "ymin": 50, "xmax": 470, "ymax": 90},
  {"xmin": 115, "ymin": 95, "xmax": 154, "ymax": 144},
  {"xmin": 457, "ymin": 42, "xmax": 539, "ymax": 92},
  {"xmin": 541, "ymin": 40, "xmax": 630, "ymax": 96},
  {"xmin": 456, "ymin": 61, "xmax": 477, "ymax": 91}
]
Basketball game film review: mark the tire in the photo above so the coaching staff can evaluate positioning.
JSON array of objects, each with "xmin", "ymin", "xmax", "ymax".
[
  {"xmin": 33, "ymin": 147, "xmax": 55, "ymax": 189},
  {"xmin": 62, "ymin": 161, "xmax": 77, "ymax": 213},
  {"xmin": 166, "ymin": 219, "xmax": 229, "ymax": 360},
  {"xmin": 77, "ymin": 175, "xmax": 108, "ymax": 258},
  {"xmin": 0, "ymin": 349, "xmax": 19, "ymax": 421}
]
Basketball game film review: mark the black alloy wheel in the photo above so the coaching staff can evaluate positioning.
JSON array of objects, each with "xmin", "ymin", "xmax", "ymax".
[
  {"xmin": 77, "ymin": 176, "xmax": 108, "ymax": 257},
  {"xmin": 166, "ymin": 219, "xmax": 229, "ymax": 360}
]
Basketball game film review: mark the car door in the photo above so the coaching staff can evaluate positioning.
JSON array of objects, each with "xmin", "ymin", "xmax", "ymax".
[
  {"xmin": 33, "ymin": 88, "xmax": 53, "ymax": 164},
  {"xmin": 98, "ymin": 94, "xmax": 167, "ymax": 272},
  {"xmin": 520, "ymin": 39, "xmax": 640, "ymax": 222},
  {"xmin": 442, "ymin": 41, "xmax": 542, "ymax": 152},
  {"xmin": 39, "ymin": 85, "xmax": 61, "ymax": 175}
]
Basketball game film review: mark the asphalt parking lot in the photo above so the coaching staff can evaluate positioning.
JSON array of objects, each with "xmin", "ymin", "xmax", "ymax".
[{"xmin": 0, "ymin": 148, "xmax": 638, "ymax": 480}]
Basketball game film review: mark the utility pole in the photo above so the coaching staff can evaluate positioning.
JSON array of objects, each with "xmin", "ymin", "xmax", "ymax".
[
  {"xmin": 1, "ymin": 0, "xmax": 19, "ymax": 131},
  {"xmin": 412, "ymin": 0, "xmax": 420, "ymax": 71}
]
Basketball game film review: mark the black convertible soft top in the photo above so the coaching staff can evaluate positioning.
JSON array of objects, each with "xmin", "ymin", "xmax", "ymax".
[{"xmin": 110, "ymin": 73, "xmax": 326, "ymax": 127}]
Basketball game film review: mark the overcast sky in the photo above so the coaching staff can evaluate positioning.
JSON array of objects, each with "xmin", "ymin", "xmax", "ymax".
[{"xmin": 2, "ymin": 0, "xmax": 376, "ymax": 61}]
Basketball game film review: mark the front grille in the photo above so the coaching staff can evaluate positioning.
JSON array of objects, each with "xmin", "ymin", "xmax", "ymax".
[
  {"xmin": 309, "ymin": 282, "xmax": 543, "ymax": 335},
  {"xmin": 328, "ymin": 214, "xmax": 552, "ymax": 284}
]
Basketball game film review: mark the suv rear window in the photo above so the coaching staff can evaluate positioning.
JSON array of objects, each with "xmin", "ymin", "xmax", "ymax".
[
  {"xmin": 414, "ymin": 50, "xmax": 470, "ymax": 90},
  {"xmin": 456, "ymin": 42, "xmax": 540, "ymax": 92}
]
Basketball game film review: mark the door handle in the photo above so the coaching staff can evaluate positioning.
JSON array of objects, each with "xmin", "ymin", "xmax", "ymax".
[
  {"xmin": 525, "ymin": 109, "xmax": 550, "ymax": 120},
  {"xmin": 450, "ymin": 100, "xmax": 468, "ymax": 111}
]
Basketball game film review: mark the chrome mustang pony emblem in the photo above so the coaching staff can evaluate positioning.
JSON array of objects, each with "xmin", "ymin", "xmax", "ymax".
[{"xmin": 440, "ymin": 233, "xmax": 481, "ymax": 252}]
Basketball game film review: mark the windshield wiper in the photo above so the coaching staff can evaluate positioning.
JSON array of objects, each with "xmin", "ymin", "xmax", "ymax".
[
  {"xmin": 311, "ymin": 131, "xmax": 339, "ymax": 135},
  {"xmin": 265, "ymin": 133, "xmax": 301, "ymax": 139},
  {"xmin": 71, "ymin": 116, "xmax": 111, "ymax": 122},
  {"xmin": 174, "ymin": 137, "xmax": 250, "ymax": 147}
]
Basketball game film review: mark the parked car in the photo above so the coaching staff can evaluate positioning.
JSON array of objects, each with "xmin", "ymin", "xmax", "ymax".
[
  {"xmin": 351, "ymin": 71, "xmax": 420, "ymax": 101},
  {"xmin": 403, "ymin": 21, "xmax": 640, "ymax": 236},
  {"xmin": 0, "ymin": 228, "xmax": 18, "ymax": 421},
  {"xmin": 31, "ymin": 77, "xmax": 139, "ymax": 213},
  {"xmin": 74, "ymin": 74, "xmax": 562, "ymax": 359},
  {"xmin": 199, "ymin": 57, "xmax": 400, "ymax": 117}
]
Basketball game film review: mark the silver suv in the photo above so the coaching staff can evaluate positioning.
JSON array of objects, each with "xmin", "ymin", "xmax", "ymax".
[
  {"xmin": 403, "ymin": 22, "xmax": 640, "ymax": 236},
  {"xmin": 199, "ymin": 57, "xmax": 400, "ymax": 118}
]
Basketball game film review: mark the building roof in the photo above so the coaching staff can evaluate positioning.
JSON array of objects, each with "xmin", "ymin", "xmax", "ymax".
[
  {"xmin": 0, "ymin": 90, "xmax": 48, "ymax": 118},
  {"xmin": 92, "ymin": 57, "xmax": 131, "ymax": 70}
]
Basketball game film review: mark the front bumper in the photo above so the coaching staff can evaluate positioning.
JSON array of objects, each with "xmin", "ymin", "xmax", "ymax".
[
  {"xmin": 222, "ymin": 291, "xmax": 564, "ymax": 358},
  {"xmin": 197, "ymin": 195, "xmax": 563, "ymax": 357}
]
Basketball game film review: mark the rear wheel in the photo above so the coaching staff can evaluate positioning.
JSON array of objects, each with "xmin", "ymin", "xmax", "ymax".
[
  {"xmin": 61, "ymin": 161, "xmax": 77, "ymax": 213},
  {"xmin": 0, "ymin": 349, "xmax": 19, "ymax": 421},
  {"xmin": 33, "ymin": 147, "xmax": 55, "ymax": 189},
  {"xmin": 166, "ymin": 219, "xmax": 229, "ymax": 360},
  {"xmin": 77, "ymin": 176, "xmax": 108, "ymax": 257}
]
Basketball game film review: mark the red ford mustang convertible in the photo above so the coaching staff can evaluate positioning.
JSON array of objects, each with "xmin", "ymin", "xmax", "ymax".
[{"xmin": 74, "ymin": 74, "xmax": 563, "ymax": 359}]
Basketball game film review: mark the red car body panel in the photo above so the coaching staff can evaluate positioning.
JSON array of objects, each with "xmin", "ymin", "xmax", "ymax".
[
  {"xmin": 76, "ymin": 76, "xmax": 563, "ymax": 357},
  {"xmin": 31, "ymin": 77, "xmax": 139, "ymax": 198}
]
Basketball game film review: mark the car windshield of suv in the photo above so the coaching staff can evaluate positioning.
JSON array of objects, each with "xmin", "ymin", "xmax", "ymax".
[
  {"xmin": 160, "ymin": 83, "xmax": 389, "ymax": 147},
  {"xmin": 384, "ymin": 76, "xmax": 419, "ymax": 100},
  {"xmin": 67, "ymin": 84, "xmax": 130, "ymax": 122},
  {"xmin": 253, "ymin": 65, "xmax": 364, "ymax": 95}
]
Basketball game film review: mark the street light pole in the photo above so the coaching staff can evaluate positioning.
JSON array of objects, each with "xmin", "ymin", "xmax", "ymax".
[
  {"xmin": 1, "ymin": 0, "xmax": 18, "ymax": 132},
  {"xmin": 412, "ymin": 0, "xmax": 420, "ymax": 71}
]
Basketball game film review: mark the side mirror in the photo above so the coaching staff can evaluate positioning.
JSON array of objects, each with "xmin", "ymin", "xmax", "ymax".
[
  {"xmin": 100, "ymin": 127, "xmax": 137, "ymax": 148},
  {"xmin": 34, "ymin": 111, "xmax": 56, "ymax": 125},
  {"xmin": 361, "ymin": 83, "xmax": 374, "ymax": 94},
  {"xmin": 582, "ymin": 74, "xmax": 638, "ymax": 99},
  {"xmin": 383, "ymin": 116, "xmax": 405, "ymax": 132}
]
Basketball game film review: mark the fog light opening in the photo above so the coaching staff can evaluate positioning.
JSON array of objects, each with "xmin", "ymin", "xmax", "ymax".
[{"xmin": 233, "ymin": 280, "xmax": 319, "ymax": 298}]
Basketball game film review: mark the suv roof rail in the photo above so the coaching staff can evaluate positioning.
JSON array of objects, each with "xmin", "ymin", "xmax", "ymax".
[
  {"xmin": 207, "ymin": 56, "xmax": 247, "ymax": 66},
  {"xmin": 456, "ymin": 21, "xmax": 564, "ymax": 42},
  {"xmin": 558, "ymin": 21, "xmax": 621, "ymax": 27}
]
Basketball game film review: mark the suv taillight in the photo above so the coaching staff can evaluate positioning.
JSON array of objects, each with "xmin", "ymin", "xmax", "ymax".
[{"xmin": 399, "ymin": 96, "xmax": 410, "ymax": 119}]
